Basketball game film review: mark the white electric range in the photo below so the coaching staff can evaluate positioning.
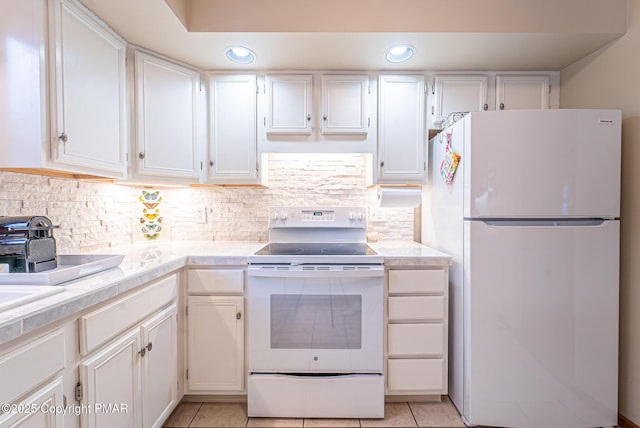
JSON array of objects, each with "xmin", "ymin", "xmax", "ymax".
[{"xmin": 247, "ymin": 207, "xmax": 385, "ymax": 418}]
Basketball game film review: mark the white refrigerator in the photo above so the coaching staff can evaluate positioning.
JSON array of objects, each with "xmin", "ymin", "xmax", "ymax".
[{"xmin": 422, "ymin": 109, "xmax": 621, "ymax": 428}]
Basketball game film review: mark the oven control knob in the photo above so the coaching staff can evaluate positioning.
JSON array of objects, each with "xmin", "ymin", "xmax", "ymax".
[
  {"xmin": 271, "ymin": 212, "xmax": 279, "ymax": 221},
  {"xmin": 357, "ymin": 212, "xmax": 365, "ymax": 221},
  {"xmin": 349, "ymin": 212, "xmax": 356, "ymax": 221},
  {"xmin": 280, "ymin": 211, "xmax": 288, "ymax": 221}
]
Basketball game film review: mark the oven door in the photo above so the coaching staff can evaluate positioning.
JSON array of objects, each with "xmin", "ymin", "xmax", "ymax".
[{"xmin": 247, "ymin": 265, "xmax": 384, "ymax": 373}]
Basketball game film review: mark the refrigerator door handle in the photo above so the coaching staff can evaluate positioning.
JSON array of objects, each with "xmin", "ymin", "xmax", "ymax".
[{"xmin": 477, "ymin": 219, "xmax": 607, "ymax": 227}]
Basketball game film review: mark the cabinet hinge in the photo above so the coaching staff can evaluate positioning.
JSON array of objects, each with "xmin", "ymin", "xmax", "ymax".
[
  {"xmin": 74, "ymin": 382, "xmax": 83, "ymax": 402},
  {"xmin": 549, "ymin": 84, "xmax": 552, "ymax": 94},
  {"xmin": 424, "ymin": 161, "xmax": 427, "ymax": 171},
  {"xmin": 431, "ymin": 80, "xmax": 435, "ymax": 95},
  {"xmin": 63, "ymin": 395, "xmax": 68, "ymax": 408},
  {"xmin": 200, "ymin": 82, "xmax": 205, "ymax": 92},
  {"xmin": 368, "ymin": 117, "xmax": 370, "ymax": 128},
  {"xmin": 431, "ymin": 105, "xmax": 435, "ymax": 115},
  {"xmin": 200, "ymin": 161, "xmax": 203, "ymax": 171},
  {"xmin": 263, "ymin": 117, "xmax": 266, "ymax": 127},
  {"xmin": 256, "ymin": 84, "xmax": 259, "ymax": 95},
  {"xmin": 185, "ymin": 306, "xmax": 188, "ymax": 317},
  {"xmin": 256, "ymin": 162, "xmax": 260, "ymax": 172},
  {"xmin": 186, "ymin": 369, "xmax": 189, "ymax": 380}
]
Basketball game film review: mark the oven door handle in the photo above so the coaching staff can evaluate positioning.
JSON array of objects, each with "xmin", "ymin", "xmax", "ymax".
[{"xmin": 248, "ymin": 266, "xmax": 384, "ymax": 278}]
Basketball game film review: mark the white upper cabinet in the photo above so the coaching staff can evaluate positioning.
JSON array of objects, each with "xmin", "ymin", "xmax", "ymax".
[
  {"xmin": 49, "ymin": 0, "xmax": 127, "ymax": 177},
  {"xmin": 432, "ymin": 74, "xmax": 488, "ymax": 126},
  {"xmin": 208, "ymin": 74, "xmax": 260, "ymax": 184},
  {"xmin": 0, "ymin": 0, "xmax": 127, "ymax": 178},
  {"xmin": 265, "ymin": 74, "xmax": 313, "ymax": 135},
  {"xmin": 377, "ymin": 75, "xmax": 426, "ymax": 184},
  {"xmin": 321, "ymin": 75, "xmax": 368, "ymax": 135},
  {"xmin": 133, "ymin": 51, "xmax": 201, "ymax": 182},
  {"xmin": 496, "ymin": 74, "xmax": 550, "ymax": 110}
]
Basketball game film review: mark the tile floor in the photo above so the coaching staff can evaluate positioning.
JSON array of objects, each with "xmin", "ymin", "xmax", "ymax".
[{"xmin": 163, "ymin": 397, "xmax": 467, "ymax": 428}]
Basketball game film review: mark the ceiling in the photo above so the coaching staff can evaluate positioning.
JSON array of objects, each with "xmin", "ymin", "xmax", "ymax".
[{"xmin": 78, "ymin": 0, "xmax": 627, "ymax": 71}]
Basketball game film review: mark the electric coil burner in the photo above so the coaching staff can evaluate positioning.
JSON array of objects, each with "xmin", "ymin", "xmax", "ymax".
[{"xmin": 247, "ymin": 207, "xmax": 385, "ymax": 419}]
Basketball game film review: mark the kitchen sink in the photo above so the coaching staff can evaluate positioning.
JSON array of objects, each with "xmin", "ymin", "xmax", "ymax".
[{"xmin": 0, "ymin": 286, "xmax": 63, "ymax": 312}]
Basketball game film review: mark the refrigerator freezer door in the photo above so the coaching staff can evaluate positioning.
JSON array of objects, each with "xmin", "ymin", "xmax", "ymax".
[
  {"xmin": 463, "ymin": 109, "xmax": 621, "ymax": 219},
  {"xmin": 463, "ymin": 219, "xmax": 619, "ymax": 428}
]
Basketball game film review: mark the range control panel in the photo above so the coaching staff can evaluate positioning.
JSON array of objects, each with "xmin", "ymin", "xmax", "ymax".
[{"xmin": 269, "ymin": 207, "xmax": 366, "ymax": 228}]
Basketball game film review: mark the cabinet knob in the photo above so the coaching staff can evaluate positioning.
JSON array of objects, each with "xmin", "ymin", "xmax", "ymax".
[
  {"xmin": 323, "ymin": 114, "xmax": 327, "ymax": 121},
  {"xmin": 209, "ymin": 160, "xmax": 214, "ymax": 167},
  {"xmin": 307, "ymin": 114, "xmax": 311, "ymax": 121},
  {"xmin": 236, "ymin": 312, "xmax": 242, "ymax": 320},
  {"xmin": 499, "ymin": 103, "xmax": 505, "ymax": 110},
  {"xmin": 58, "ymin": 132, "xmax": 68, "ymax": 143},
  {"xmin": 139, "ymin": 347, "xmax": 146, "ymax": 357},
  {"xmin": 138, "ymin": 152, "xmax": 145, "ymax": 160},
  {"xmin": 483, "ymin": 104, "xmax": 489, "ymax": 111},
  {"xmin": 147, "ymin": 342, "xmax": 153, "ymax": 352},
  {"xmin": 380, "ymin": 161, "xmax": 385, "ymax": 169}
]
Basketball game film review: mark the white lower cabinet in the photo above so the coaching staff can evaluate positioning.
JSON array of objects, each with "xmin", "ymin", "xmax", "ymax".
[
  {"xmin": 79, "ymin": 304, "xmax": 178, "ymax": 428},
  {"xmin": 0, "ymin": 329, "xmax": 67, "ymax": 428},
  {"xmin": 386, "ymin": 268, "xmax": 448, "ymax": 395},
  {"xmin": 186, "ymin": 268, "xmax": 244, "ymax": 394},
  {"xmin": 0, "ymin": 377, "xmax": 65, "ymax": 428},
  {"xmin": 78, "ymin": 274, "xmax": 179, "ymax": 428}
]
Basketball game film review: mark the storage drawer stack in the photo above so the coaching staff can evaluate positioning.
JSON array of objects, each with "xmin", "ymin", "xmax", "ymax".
[{"xmin": 386, "ymin": 269, "xmax": 448, "ymax": 395}]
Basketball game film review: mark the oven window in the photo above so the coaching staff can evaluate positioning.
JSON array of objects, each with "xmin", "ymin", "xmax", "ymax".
[{"xmin": 270, "ymin": 295, "xmax": 362, "ymax": 349}]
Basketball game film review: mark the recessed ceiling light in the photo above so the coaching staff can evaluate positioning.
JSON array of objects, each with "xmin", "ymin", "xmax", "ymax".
[
  {"xmin": 225, "ymin": 46, "xmax": 255, "ymax": 64},
  {"xmin": 385, "ymin": 45, "xmax": 415, "ymax": 63}
]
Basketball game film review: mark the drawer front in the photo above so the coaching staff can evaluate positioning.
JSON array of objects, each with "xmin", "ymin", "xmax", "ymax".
[
  {"xmin": 388, "ymin": 296, "xmax": 445, "ymax": 321},
  {"xmin": 388, "ymin": 269, "xmax": 446, "ymax": 294},
  {"xmin": 387, "ymin": 358, "xmax": 445, "ymax": 393},
  {"xmin": 0, "ymin": 329, "xmax": 65, "ymax": 405},
  {"xmin": 80, "ymin": 274, "xmax": 178, "ymax": 355},
  {"xmin": 188, "ymin": 269, "xmax": 244, "ymax": 294},
  {"xmin": 388, "ymin": 323, "xmax": 445, "ymax": 357}
]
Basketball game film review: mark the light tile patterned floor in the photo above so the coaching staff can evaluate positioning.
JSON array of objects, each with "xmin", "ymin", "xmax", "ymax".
[{"xmin": 163, "ymin": 397, "xmax": 467, "ymax": 428}]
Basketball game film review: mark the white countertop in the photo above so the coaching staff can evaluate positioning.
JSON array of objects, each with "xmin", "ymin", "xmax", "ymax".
[{"xmin": 0, "ymin": 240, "xmax": 450, "ymax": 346}]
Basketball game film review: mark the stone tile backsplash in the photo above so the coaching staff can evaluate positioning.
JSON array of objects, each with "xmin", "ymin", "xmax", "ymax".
[{"xmin": 0, "ymin": 153, "xmax": 415, "ymax": 253}]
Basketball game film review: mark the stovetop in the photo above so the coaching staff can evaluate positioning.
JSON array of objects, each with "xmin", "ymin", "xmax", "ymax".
[
  {"xmin": 253, "ymin": 242, "xmax": 377, "ymax": 257},
  {"xmin": 249, "ymin": 207, "xmax": 383, "ymax": 265},
  {"xmin": 249, "ymin": 242, "xmax": 383, "ymax": 265}
]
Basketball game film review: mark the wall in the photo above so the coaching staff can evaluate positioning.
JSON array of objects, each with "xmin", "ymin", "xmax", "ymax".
[
  {"xmin": 561, "ymin": 1, "xmax": 639, "ymax": 424},
  {"xmin": 0, "ymin": 153, "xmax": 414, "ymax": 253}
]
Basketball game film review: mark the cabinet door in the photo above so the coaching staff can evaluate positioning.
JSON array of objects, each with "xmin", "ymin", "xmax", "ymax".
[
  {"xmin": 433, "ymin": 75, "xmax": 488, "ymax": 126},
  {"xmin": 208, "ymin": 75, "xmax": 258, "ymax": 184},
  {"xmin": 134, "ymin": 51, "xmax": 201, "ymax": 181},
  {"xmin": 187, "ymin": 296, "xmax": 244, "ymax": 392},
  {"xmin": 0, "ymin": 377, "xmax": 64, "ymax": 428},
  {"xmin": 266, "ymin": 75, "xmax": 313, "ymax": 135},
  {"xmin": 0, "ymin": 0, "xmax": 47, "ymax": 169},
  {"xmin": 80, "ymin": 328, "xmax": 141, "ymax": 428},
  {"xmin": 377, "ymin": 75, "xmax": 426, "ymax": 183},
  {"xmin": 321, "ymin": 75, "xmax": 368, "ymax": 135},
  {"xmin": 141, "ymin": 304, "xmax": 178, "ymax": 428},
  {"xmin": 49, "ymin": 0, "xmax": 127, "ymax": 177},
  {"xmin": 496, "ymin": 75, "xmax": 550, "ymax": 110}
]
